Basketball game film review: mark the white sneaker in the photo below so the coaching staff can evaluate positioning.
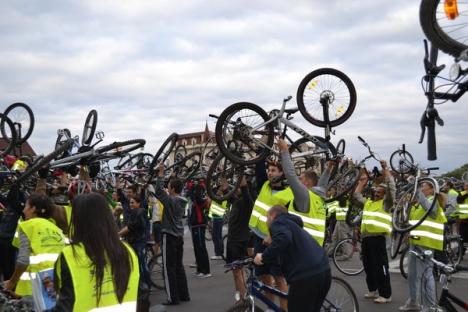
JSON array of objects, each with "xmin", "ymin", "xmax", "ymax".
[
  {"xmin": 374, "ymin": 296, "xmax": 392, "ymax": 304},
  {"xmin": 399, "ymin": 299, "xmax": 421, "ymax": 311},
  {"xmin": 210, "ymin": 255, "xmax": 223, "ymax": 260},
  {"xmin": 197, "ymin": 273, "xmax": 212, "ymax": 278},
  {"xmin": 364, "ymin": 291, "xmax": 378, "ymax": 299}
]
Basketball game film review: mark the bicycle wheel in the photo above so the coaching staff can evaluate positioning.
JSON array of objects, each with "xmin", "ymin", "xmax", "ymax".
[
  {"xmin": 54, "ymin": 129, "xmax": 72, "ymax": 160},
  {"xmin": 326, "ymin": 167, "xmax": 360, "ymax": 203},
  {"xmin": 174, "ymin": 151, "xmax": 202, "ymax": 181},
  {"xmin": 15, "ymin": 139, "xmax": 74, "ymax": 185},
  {"xmin": 336, "ymin": 138, "xmax": 346, "ymax": 155},
  {"xmin": 322, "ymin": 276, "xmax": 359, "ymax": 312},
  {"xmin": 215, "ymin": 102, "xmax": 273, "ymax": 166},
  {"xmin": 148, "ymin": 253, "xmax": 165, "ymax": 290},
  {"xmin": 390, "ymin": 149, "xmax": 414, "ymax": 175},
  {"xmin": 289, "ymin": 136, "xmax": 337, "ymax": 172},
  {"xmin": 392, "ymin": 178, "xmax": 439, "ymax": 233},
  {"xmin": 400, "ymin": 246, "xmax": 409, "ymax": 279},
  {"xmin": 297, "ymin": 68, "xmax": 357, "ymax": 128},
  {"xmin": 333, "ymin": 238, "xmax": 364, "ymax": 276},
  {"xmin": 0, "ymin": 114, "xmax": 17, "ymax": 156},
  {"xmin": 420, "ymin": 0, "xmax": 468, "ymax": 58},
  {"xmin": 206, "ymin": 153, "xmax": 243, "ymax": 202},
  {"xmin": 82, "ymin": 109, "xmax": 98, "ymax": 146},
  {"xmin": 149, "ymin": 132, "xmax": 178, "ymax": 172},
  {"xmin": 2, "ymin": 103, "xmax": 35, "ymax": 144},
  {"xmin": 390, "ymin": 231, "xmax": 405, "ymax": 260},
  {"xmin": 96, "ymin": 139, "xmax": 146, "ymax": 159}
]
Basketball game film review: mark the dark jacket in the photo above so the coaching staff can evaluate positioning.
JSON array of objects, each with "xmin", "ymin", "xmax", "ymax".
[
  {"xmin": 155, "ymin": 179, "xmax": 186, "ymax": 237},
  {"xmin": 262, "ymin": 213, "xmax": 329, "ymax": 283}
]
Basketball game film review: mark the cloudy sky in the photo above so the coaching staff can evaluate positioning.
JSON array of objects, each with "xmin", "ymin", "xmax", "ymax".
[{"xmin": 0, "ymin": 0, "xmax": 466, "ymax": 173}]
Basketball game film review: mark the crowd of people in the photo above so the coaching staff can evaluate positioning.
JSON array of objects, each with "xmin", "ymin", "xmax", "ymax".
[{"xmin": 0, "ymin": 136, "xmax": 467, "ymax": 312}]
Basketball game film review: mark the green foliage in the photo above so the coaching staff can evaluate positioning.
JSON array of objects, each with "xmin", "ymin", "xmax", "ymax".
[{"xmin": 441, "ymin": 163, "xmax": 468, "ymax": 179}]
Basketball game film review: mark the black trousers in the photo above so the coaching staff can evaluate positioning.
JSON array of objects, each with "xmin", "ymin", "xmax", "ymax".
[
  {"xmin": 191, "ymin": 226, "xmax": 210, "ymax": 274},
  {"xmin": 162, "ymin": 233, "xmax": 190, "ymax": 303},
  {"xmin": 288, "ymin": 269, "xmax": 331, "ymax": 312},
  {"xmin": 0, "ymin": 240, "xmax": 16, "ymax": 280},
  {"xmin": 362, "ymin": 235, "xmax": 392, "ymax": 298}
]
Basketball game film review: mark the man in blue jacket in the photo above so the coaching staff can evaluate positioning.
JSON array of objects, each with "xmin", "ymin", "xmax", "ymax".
[{"xmin": 254, "ymin": 205, "xmax": 331, "ymax": 312}]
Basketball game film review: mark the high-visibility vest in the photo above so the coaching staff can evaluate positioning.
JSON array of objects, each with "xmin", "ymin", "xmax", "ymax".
[
  {"xmin": 249, "ymin": 182, "xmax": 293, "ymax": 237},
  {"xmin": 452, "ymin": 191, "xmax": 468, "ymax": 220},
  {"xmin": 15, "ymin": 218, "xmax": 66, "ymax": 296},
  {"xmin": 360, "ymin": 199, "xmax": 392, "ymax": 236},
  {"xmin": 409, "ymin": 196, "xmax": 447, "ymax": 251},
  {"xmin": 60, "ymin": 242, "xmax": 139, "ymax": 311},
  {"xmin": 326, "ymin": 201, "xmax": 338, "ymax": 218},
  {"xmin": 335, "ymin": 204, "xmax": 349, "ymax": 222},
  {"xmin": 64, "ymin": 203, "xmax": 72, "ymax": 229},
  {"xmin": 288, "ymin": 191, "xmax": 326, "ymax": 246},
  {"xmin": 209, "ymin": 200, "xmax": 228, "ymax": 218}
]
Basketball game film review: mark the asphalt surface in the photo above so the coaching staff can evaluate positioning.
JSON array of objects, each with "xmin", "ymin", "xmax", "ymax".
[{"xmin": 149, "ymin": 226, "xmax": 468, "ymax": 312}]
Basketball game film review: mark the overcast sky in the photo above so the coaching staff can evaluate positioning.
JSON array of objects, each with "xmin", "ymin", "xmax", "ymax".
[{"xmin": 0, "ymin": 0, "xmax": 466, "ymax": 173}]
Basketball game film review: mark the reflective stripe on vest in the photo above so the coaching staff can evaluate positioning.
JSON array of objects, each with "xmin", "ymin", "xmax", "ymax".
[
  {"xmin": 360, "ymin": 199, "xmax": 392, "ymax": 235},
  {"xmin": 249, "ymin": 182, "xmax": 293, "ymax": 237},
  {"xmin": 209, "ymin": 200, "xmax": 228, "ymax": 218},
  {"xmin": 288, "ymin": 190, "xmax": 326, "ymax": 246},
  {"xmin": 15, "ymin": 218, "xmax": 66, "ymax": 296},
  {"xmin": 409, "ymin": 200, "xmax": 447, "ymax": 251},
  {"xmin": 62, "ymin": 242, "xmax": 139, "ymax": 311}
]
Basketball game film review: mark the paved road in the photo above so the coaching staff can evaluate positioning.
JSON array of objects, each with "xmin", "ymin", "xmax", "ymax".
[{"xmin": 150, "ymin": 226, "xmax": 468, "ymax": 311}]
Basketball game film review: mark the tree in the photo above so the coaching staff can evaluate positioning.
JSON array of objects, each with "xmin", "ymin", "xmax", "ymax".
[{"xmin": 441, "ymin": 163, "xmax": 468, "ymax": 180}]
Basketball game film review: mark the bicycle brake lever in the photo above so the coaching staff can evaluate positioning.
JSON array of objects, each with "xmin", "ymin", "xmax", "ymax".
[{"xmin": 418, "ymin": 112, "xmax": 428, "ymax": 144}]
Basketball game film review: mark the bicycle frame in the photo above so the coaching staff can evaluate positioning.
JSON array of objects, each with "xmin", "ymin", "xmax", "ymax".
[{"xmin": 250, "ymin": 98, "xmax": 332, "ymax": 158}]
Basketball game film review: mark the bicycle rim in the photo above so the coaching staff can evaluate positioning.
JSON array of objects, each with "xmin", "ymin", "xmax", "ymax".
[
  {"xmin": 333, "ymin": 238, "xmax": 364, "ymax": 276},
  {"xmin": 297, "ymin": 68, "xmax": 357, "ymax": 128},
  {"xmin": 390, "ymin": 149, "xmax": 414, "ymax": 175},
  {"xmin": 420, "ymin": 0, "xmax": 468, "ymax": 58},
  {"xmin": 206, "ymin": 153, "xmax": 243, "ymax": 201},
  {"xmin": 215, "ymin": 102, "xmax": 273, "ymax": 166},
  {"xmin": 2, "ymin": 102, "xmax": 35, "ymax": 145},
  {"xmin": 0, "ymin": 113, "xmax": 17, "ymax": 156},
  {"xmin": 322, "ymin": 277, "xmax": 359, "ymax": 312},
  {"xmin": 326, "ymin": 167, "xmax": 360, "ymax": 203},
  {"xmin": 82, "ymin": 109, "xmax": 98, "ymax": 146}
]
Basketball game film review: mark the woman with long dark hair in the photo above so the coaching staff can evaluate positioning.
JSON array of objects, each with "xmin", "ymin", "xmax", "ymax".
[{"xmin": 49, "ymin": 193, "xmax": 139, "ymax": 311}]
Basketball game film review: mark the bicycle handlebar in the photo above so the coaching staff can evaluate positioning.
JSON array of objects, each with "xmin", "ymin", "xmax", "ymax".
[
  {"xmin": 209, "ymin": 114, "xmax": 219, "ymax": 119},
  {"xmin": 283, "ymin": 95, "xmax": 292, "ymax": 103},
  {"xmin": 357, "ymin": 136, "xmax": 366, "ymax": 145},
  {"xmin": 224, "ymin": 258, "xmax": 254, "ymax": 272}
]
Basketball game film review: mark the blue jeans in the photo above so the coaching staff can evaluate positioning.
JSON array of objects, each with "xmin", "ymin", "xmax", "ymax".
[
  {"xmin": 212, "ymin": 217, "xmax": 224, "ymax": 256},
  {"xmin": 408, "ymin": 245, "xmax": 436, "ymax": 307},
  {"xmin": 131, "ymin": 241, "xmax": 151, "ymax": 287}
]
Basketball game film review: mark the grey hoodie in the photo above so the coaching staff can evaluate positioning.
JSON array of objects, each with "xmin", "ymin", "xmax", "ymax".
[{"xmin": 155, "ymin": 178, "xmax": 187, "ymax": 237}]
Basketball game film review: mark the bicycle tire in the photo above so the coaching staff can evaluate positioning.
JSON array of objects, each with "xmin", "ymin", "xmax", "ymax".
[
  {"xmin": 96, "ymin": 139, "xmax": 145, "ymax": 159},
  {"xmin": 174, "ymin": 151, "xmax": 202, "ymax": 181},
  {"xmin": 390, "ymin": 231, "xmax": 405, "ymax": 260},
  {"xmin": 82, "ymin": 109, "xmax": 98, "ymax": 146},
  {"xmin": 326, "ymin": 167, "xmax": 360, "ymax": 203},
  {"xmin": 420, "ymin": 0, "xmax": 468, "ymax": 58},
  {"xmin": 390, "ymin": 149, "xmax": 414, "ymax": 175},
  {"xmin": 336, "ymin": 138, "xmax": 346, "ymax": 155},
  {"xmin": 0, "ymin": 114, "xmax": 17, "ymax": 156},
  {"xmin": 149, "ymin": 132, "xmax": 178, "ymax": 174},
  {"xmin": 297, "ymin": 68, "xmax": 357, "ymax": 128},
  {"xmin": 332, "ymin": 238, "xmax": 364, "ymax": 276},
  {"xmin": 225, "ymin": 299, "xmax": 264, "ymax": 312},
  {"xmin": 15, "ymin": 139, "xmax": 74, "ymax": 185},
  {"xmin": 289, "ymin": 136, "xmax": 337, "ymax": 170},
  {"xmin": 399, "ymin": 246, "xmax": 409, "ymax": 279},
  {"xmin": 54, "ymin": 128, "xmax": 72, "ymax": 160},
  {"xmin": 148, "ymin": 253, "xmax": 165, "ymax": 290},
  {"xmin": 215, "ymin": 102, "xmax": 273, "ymax": 166},
  {"xmin": 322, "ymin": 276, "xmax": 359, "ymax": 312},
  {"xmin": 206, "ymin": 153, "xmax": 243, "ymax": 202},
  {"xmin": 2, "ymin": 102, "xmax": 35, "ymax": 145},
  {"xmin": 392, "ymin": 178, "xmax": 439, "ymax": 233}
]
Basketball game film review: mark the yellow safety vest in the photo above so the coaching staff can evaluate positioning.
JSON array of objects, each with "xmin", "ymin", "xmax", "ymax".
[
  {"xmin": 15, "ymin": 218, "xmax": 66, "ymax": 296},
  {"xmin": 208, "ymin": 200, "xmax": 228, "ymax": 218},
  {"xmin": 287, "ymin": 190, "xmax": 326, "ymax": 246},
  {"xmin": 326, "ymin": 201, "xmax": 338, "ymax": 218},
  {"xmin": 60, "ymin": 242, "xmax": 139, "ymax": 311},
  {"xmin": 360, "ymin": 199, "xmax": 392, "ymax": 236},
  {"xmin": 249, "ymin": 182, "xmax": 293, "ymax": 237},
  {"xmin": 452, "ymin": 191, "xmax": 468, "ymax": 220},
  {"xmin": 409, "ymin": 196, "xmax": 447, "ymax": 251}
]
